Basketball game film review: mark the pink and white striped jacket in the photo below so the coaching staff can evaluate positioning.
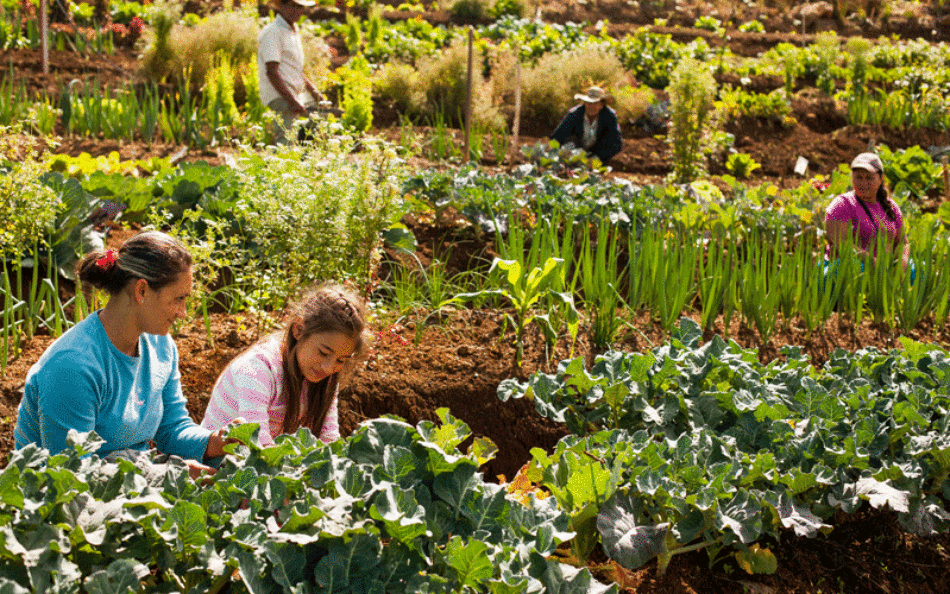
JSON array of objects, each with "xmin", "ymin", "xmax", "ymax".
[{"xmin": 201, "ymin": 335, "xmax": 340, "ymax": 445}]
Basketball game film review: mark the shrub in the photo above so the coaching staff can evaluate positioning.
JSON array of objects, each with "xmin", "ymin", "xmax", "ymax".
[
  {"xmin": 449, "ymin": 0, "xmax": 489, "ymax": 19},
  {"xmin": 813, "ymin": 31, "xmax": 840, "ymax": 96},
  {"xmin": 203, "ymin": 53, "xmax": 239, "ymax": 132},
  {"xmin": 141, "ymin": 7, "xmax": 263, "ymax": 89},
  {"xmin": 667, "ymin": 58, "xmax": 717, "ymax": 183},
  {"xmin": 139, "ymin": 0, "xmax": 180, "ymax": 83},
  {"xmin": 517, "ymin": 43, "xmax": 632, "ymax": 131},
  {"xmin": 0, "ymin": 135, "xmax": 59, "ymax": 257},
  {"xmin": 344, "ymin": 12, "xmax": 362, "ymax": 54},
  {"xmin": 235, "ymin": 135, "xmax": 405, "ymax": 294},
  {"xmin": 341, "ymin": 55, "xmax": 374, "ymax": 132},
  {"xmin": 374, "ymin": 62, "xmax": 424, "ymax": 113},
  {"xmin": 845, "ymin": 36, "xmax": 873, "ymax": 99},
  {"xmin": 612, "ymin": 85, "xmax": 656, "ymax": 127},
  {"xmin": 725, "ymin": 152, "xmax": 761, "ymax": 179},
  {"xmin": 490, "ymin": 0, "xmax": 528, "ymax": 18}
]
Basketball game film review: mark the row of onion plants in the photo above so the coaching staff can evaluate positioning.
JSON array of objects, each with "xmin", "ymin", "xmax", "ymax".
[{"xmin": 443, "ymin": 209, "xmax": 950, "ymax": 353}]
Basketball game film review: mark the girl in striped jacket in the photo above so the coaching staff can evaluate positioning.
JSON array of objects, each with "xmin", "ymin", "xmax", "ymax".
[{"xmin": 202, "ymin": 283, "xmax": 369, "ymax": 446}]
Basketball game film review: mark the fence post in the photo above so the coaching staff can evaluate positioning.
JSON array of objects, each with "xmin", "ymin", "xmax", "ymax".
[
  {"xmin": 943, "ymin": 156, "xmax": 949, "ymax": 203},
  {"xmin": 463, "ymin": 26, "xmax": 473, "ymax": 163},
  {"xmin": 40, "ymin": 0, "xmax": 49, "ymax": 74},
  {"xmin": 509, "ymin": 49, "xmax": 521, "ymax": 165}
]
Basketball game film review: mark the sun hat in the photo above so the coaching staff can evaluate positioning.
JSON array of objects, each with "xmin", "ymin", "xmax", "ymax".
[
  {"xmin": 850, "ymin": 152, "xmax": 884, "ymax": 174},
  {"xmin": 574, "ymin": 86, "xmax": 609, "ymax": 103},
  {"xmin": 287, "ymin": 0, "xmax": 316, "ymax": 6}
]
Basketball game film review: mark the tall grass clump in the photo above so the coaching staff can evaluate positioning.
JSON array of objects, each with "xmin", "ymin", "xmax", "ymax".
[
  {"xmin": 518, "ymin": 44, "xmax": 632, "ymax": 131},
  {"xmin": 666, "ymin": 58, "xmax": 717, "ymax": 183},
  {"xmin": 415, "ymin": 38, "xmax": 503, "ymax": 130},
  {"xmin": 374, "ymin": 62, "xmax": 423, "ymax": 113},
  {"xmin": 140, "ymin": 0, "xmax": 182, "ymax": 83},
  {"xmin": 141, "ymin": 6, "xmax": 259, "ymax": 88}
]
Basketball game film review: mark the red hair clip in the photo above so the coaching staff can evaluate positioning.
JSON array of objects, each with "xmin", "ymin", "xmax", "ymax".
[{"xmin": 95, "ymin": 248, "xmax": 118, "ymax": 270}]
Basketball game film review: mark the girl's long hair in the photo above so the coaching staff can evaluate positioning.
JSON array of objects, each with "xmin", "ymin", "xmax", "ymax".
[{"xmin": 280, "ymin": 283, "xmax": 370, "ymax": 436}]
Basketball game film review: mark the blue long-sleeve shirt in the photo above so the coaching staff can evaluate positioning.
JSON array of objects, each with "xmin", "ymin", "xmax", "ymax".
[{"xmin": 14, "ymin": 311, "xmax": 211, "ymax": 460}]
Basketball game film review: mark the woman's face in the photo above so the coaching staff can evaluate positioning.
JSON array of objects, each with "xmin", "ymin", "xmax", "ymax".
[
  {"xmin": 851, "ymin": 168, "xmax": 882, "ymax": 201},
  {"xmin": 139, "ymin": 268, "xmax": 192, "ymax": 335},
  {"xmin": 293, "ymin": 329, "xmax": 357, "ymax": 384}
]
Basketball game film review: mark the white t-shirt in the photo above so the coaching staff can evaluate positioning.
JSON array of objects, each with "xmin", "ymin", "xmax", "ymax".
[{"xmin": 257, "ymin": 14, "xmax": 308, "ymax": 106}]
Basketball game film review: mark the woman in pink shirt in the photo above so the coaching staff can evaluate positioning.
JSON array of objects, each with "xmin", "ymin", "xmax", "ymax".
[
  {"xmin": 824, "ymin": 152, "xmax": 911, "ymax": 271},
  {"xmin": 202, "ymin": 283, "xmax": 369, "ymax": 445}
]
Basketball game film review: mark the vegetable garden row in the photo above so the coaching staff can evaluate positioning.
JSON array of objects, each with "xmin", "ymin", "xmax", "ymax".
[{"xmin": 2, "ymin": 128, "xmax": 950, "ymax": 589}]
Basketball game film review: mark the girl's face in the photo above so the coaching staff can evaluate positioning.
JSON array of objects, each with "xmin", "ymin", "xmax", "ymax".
[
  {"xmin": 851, "ymin": 168, "xmax": 882, "ymax": 201},
  {"xmin": 293, "ymin": 328, "xmax": 358, "ymax": 384}
]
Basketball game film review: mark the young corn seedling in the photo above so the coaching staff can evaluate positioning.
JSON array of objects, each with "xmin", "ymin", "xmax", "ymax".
[{"xmin": 452, "ymin": 257, "xmax": 577, "ymax": 366}]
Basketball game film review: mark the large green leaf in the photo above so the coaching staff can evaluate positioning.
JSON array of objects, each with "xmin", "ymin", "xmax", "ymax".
[
  {"xmin": 313, "ymin": 533, "xmax": 383, "ymax": 592},
  {"xmin": 444, "ymin": 535, "xmax": 493, "ymax": 589},
  {"xmin": 596, "ymin": 492, "xmax": 669, "ymax": 570},
  {"xmin": 83, "ymin": 558, "xmax": 149, "ymax": 594}
]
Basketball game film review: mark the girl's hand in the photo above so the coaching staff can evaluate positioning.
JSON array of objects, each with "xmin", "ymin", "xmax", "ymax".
[
  {"xmin": 205, "ymin": 417, "xmax": 247, "ymax": 459},
  {"xmin": 187, "ymin": 460, "xmax": 216, "ymax": 485}
]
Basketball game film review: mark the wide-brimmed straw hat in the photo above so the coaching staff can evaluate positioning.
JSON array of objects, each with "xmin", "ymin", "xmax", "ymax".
[
  {"xmin": 574, "ymin": 86, "xmax": 610, "ymax": 103},
  {"xmin": 850, "ymin": 152, "xmax": 884, "ymax": 174}
]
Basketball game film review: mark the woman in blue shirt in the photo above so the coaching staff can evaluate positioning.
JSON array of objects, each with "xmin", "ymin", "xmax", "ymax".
[{"xmin": 14, "ymin": 231, "xmax": 231, "ymax": 479}]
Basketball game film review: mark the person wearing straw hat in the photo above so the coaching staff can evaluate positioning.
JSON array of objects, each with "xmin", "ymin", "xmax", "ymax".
[
  {"xmin": 258, "ymin": 0, "xmax": 320, "ymax": 144},
  {"xmin": 550, "ymin": 86, "xmax": 624, "ymax": 165}
]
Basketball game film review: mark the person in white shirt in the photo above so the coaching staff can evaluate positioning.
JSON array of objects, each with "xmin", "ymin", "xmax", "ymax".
[{"xmin": 257, "ymin": 0, "xmax": 320, "ymax": 144}]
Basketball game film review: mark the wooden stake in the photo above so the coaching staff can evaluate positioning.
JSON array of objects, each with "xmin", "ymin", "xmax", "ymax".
[
  {"xmin": 463, "ymin": 27, "xmax": 473, "ymax": 163},
  {"xmin": 510, "ymin": 50, "xmax": 521, "ymax": 165},
  {"xmin": 942, "ymin": 156, "xmax": 949, "ymax": 204},
  {"xmin": 40, "ymin": 0, "xmax": 49, "ymax": 74}
]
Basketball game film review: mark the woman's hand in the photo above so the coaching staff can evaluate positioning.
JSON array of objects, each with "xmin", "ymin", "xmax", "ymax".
[{"xmin": 204, "ymin": 417, "xmax": 247, "ymax": 459}]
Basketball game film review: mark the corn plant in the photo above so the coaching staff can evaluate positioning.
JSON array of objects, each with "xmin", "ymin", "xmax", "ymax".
[{"xmin": 452, "ymin": 257, "xmax": 577, "ymax": 366}]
